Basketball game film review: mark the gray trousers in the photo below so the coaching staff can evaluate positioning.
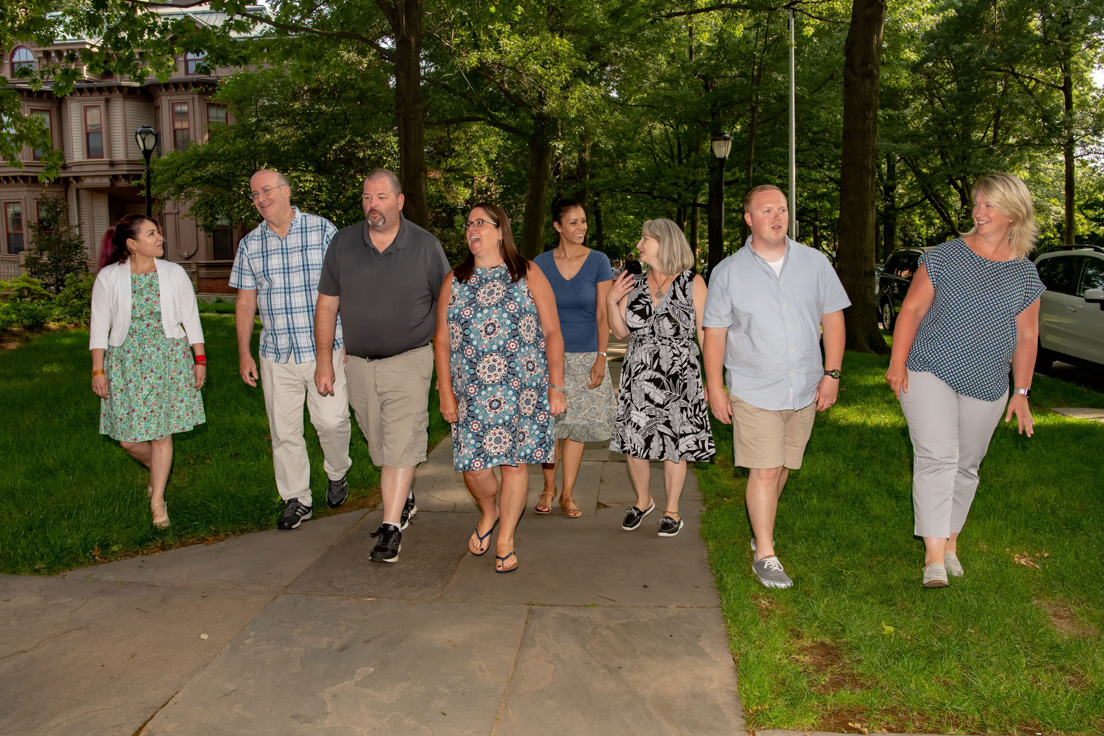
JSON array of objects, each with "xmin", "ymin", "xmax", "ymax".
[{"xmin": 899, "ymin": 370, "xmax": 1008, "ymax": 538}]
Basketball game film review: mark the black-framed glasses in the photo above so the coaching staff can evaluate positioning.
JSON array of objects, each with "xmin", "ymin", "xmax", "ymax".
[
  {"xmin": 248, "ymin": 185, "xmax": 286, "ymax": 201},
  {"xmin": 464, "ymin": 218, "xmax": 499, "ymax": 230}
]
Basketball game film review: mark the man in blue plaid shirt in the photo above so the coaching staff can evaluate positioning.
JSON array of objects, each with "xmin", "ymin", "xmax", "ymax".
[{"xmin": 231, "ymin": 170, "xmax": 353, "ymax": 530}]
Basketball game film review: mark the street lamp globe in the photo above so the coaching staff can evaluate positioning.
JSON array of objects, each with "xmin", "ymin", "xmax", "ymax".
[
  {"xmin": 711, "ymin": 133, "xmax": 732, "ymax": 162},
  {"xmin": 135, "ymin": 125, "xmax": 158, "ymax": 154}
]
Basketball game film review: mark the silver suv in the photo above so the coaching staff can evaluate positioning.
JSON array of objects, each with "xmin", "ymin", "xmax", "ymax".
[{"xmin": 1033, "ymin": 246, "xmax": 1104, "ymax": 371}]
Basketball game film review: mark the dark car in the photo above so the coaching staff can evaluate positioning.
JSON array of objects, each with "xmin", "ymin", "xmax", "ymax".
[{"xmin": 878, "ymin": 246, "xmax": 935, "ymax": 330}]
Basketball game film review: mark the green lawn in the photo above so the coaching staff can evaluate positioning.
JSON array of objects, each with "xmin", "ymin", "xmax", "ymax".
[
  {"xmin": 697, "ymin": 351, "xmax": 1104, "ymax": 735},
  {"xmin": 0, "ymin": 314, "xmax": 449, "ymax": 574}
]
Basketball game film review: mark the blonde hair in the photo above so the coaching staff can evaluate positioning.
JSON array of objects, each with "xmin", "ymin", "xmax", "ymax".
[
  {"xmin": 641, "ymin": 218, "xmax": 694, "ymax": 276},
  {"xmin": 743, "ymin": 184, "xmax": 784, "ymax": 213},
  {"xmin": 965, "ymin": 173, "xmax": 1038, "ymax": 259}
]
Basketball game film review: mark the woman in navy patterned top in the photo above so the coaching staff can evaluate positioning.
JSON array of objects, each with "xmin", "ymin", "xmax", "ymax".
[{"xmin": 885, "ymin": 173, "xmax": 1044, "ymax": 589}]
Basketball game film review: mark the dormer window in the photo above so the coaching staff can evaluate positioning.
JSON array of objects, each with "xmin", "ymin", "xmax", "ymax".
[
  {"xmin": 11, "ymin": 47, "xmax": 34, "ymax": 74},
  {"xmin": 184, "ymin": 52, "xmax": 206, "ymax": 75}
]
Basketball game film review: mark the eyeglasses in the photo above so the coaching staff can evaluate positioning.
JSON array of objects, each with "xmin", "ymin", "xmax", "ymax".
[
  {"xmin": 464, "ymin": 218, "xmax": 499, "ymax": 229},
  {"xmin": 248, "ymin": 185, "xmax": 286, "ymax": 201}
]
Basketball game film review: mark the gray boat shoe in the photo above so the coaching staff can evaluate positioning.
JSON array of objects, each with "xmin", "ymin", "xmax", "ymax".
[
  {"xmin": 943, "ymin": 552, "xmax": 964, "ymax": 577},
  {"xmin": 923, "ymin": 563, "xmax": 949, "ymax": 588}
]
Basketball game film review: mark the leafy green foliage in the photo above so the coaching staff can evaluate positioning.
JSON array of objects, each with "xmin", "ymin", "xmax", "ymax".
[{"xmin": 23, "ymin": 196, "xmax": 89, "ymax": 294}]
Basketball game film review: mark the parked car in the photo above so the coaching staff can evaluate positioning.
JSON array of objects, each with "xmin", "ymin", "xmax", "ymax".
[
  {"xmin": 1032, "ymin": 246, "xmax": 1104, "ymax": 371},
  {"xmin": 877, "ymin": 246, "xmax": 935, "ymax": 330}
]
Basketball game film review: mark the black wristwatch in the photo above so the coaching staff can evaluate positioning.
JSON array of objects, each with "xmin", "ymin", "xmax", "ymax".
[{"xmin": 824, "ymin": 369, "xmax": 841, "ymax": 380}]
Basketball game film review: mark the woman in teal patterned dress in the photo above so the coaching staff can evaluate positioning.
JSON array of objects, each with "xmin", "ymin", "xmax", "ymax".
[
  {"xmin": 90, "ymin": 215, "xmax": 206, "ymax": 528},
  {"xmin": 434, "ymin": 204, "xmax": 566, "ymax": 573}
]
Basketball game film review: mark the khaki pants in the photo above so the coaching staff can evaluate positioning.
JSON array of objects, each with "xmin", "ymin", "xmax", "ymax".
[{"xmin": 260, "ymin": 349, "xmax": 352, "ymax": 505}]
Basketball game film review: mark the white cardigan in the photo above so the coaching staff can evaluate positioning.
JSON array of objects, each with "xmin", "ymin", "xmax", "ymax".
[{"xmin": 89, "ymin": 259, "xmax": 204, "ymax": 350}]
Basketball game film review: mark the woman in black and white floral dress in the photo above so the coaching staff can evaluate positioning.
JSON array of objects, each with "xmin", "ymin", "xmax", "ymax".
[{"xmin": 607, "ymin": 218, "xmax": 714, "ymax": 537}]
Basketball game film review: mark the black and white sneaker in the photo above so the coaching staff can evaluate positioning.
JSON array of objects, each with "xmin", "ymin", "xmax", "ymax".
[
  {"xmin": 278, "ymin": 499, "xmax": 313, "ymax": 530},
  {"xmin": 400, "ymin": 494, "xmax": 418, "ymax": 530},
  {"xmin": 657, "ymin": 516, "xmax": 683, "ymax": 537},
  {"xmin": 326, "ymin": 475, "xmax": 349, "ymax": 508},
  {"xmin": 369, "ymin": 524, "xmax": 402, "ymax": 563},
  {"xmin": 621, "ymin": 501, "xmax": 655, "ymax": 531}
]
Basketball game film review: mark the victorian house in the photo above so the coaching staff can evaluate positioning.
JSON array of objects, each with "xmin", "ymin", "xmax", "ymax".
[{"xmin": 0, "ymin": 5, "xmax": 259, "ymax": 292}]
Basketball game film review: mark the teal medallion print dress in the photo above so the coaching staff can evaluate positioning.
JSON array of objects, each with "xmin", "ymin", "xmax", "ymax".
[
  {"xmin": 447, "ymin": 264, "xmax": 555, "ymax": 471},
  {"xmin": 100, "ymin": 272, "xmax": 206, "ymax": 441}
]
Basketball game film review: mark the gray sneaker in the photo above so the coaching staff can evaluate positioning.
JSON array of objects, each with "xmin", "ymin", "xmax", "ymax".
[
  {"xmin": 943, "ymin": 552, "xmax": 964, "ymax": 577},
  {"xmin": 326, "ymin": 475, "xmax": 349, "ymax": 508},
  {"xmin": 923, "ymin": 563, "xmax": 949, "ymax": 588},
  {"xmin": 752, "ymin": 556, "xmax": 793, "ymax": 589}
]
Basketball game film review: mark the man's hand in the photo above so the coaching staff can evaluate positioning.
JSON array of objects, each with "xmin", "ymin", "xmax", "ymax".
[
  {"xmin": 315, "ymin": 361, "xmax": 336, "ymax": 396},
  {"xmin": 708, "ymin": 384, "xmax": 731, "ymax": 424},
  {"xmin": 239, "ymin": 354, "xmax": 259, "ymax": 386},
  {"xmin": 814, "ymin": 375, "xmax": 839, "ymax": 411}
]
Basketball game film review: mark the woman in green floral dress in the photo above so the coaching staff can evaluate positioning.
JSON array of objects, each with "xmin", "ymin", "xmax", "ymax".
[{"xmin": 90, "ymin": 215, "xmax": 206, "ymax": 528}]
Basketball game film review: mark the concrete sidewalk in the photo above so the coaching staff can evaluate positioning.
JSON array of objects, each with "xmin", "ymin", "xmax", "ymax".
[{"xmin": 1, "ymin": 439, "xmax": 745, "ymax": 736}]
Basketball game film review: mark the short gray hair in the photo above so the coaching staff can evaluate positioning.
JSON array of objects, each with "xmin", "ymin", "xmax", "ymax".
[
  {"xmin": 641, "ymin": 218, "xmax": 694, "ymax": 276},
  {"xmin": 365, "ymin": 169, "xmax": 401, "ymax": 196}
]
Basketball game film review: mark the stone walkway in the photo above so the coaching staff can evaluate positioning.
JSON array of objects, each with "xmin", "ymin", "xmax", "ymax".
[{"xmin": 0, "ymin": 439, "xmax": 745, "ymax": 735}]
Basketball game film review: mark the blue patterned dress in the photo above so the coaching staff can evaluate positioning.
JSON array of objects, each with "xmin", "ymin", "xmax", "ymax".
[{"xmin": 447, "ymin": 264, "xmax": 555, "ymax": 471}]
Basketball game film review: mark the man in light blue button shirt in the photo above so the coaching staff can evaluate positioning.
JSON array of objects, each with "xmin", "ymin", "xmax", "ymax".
[{"xmin": 702, "ymin": 184, "xmax": 850, "ymax": 589}]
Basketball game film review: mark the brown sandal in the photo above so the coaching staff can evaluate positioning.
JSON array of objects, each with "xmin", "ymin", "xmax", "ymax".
[
  {"xmin": 560, "ymin": 498, "xmax": 583, "ymax": 518},
  {"xmin": 535, "ymin": 491, "xmax": 555, "ymax": 515}
]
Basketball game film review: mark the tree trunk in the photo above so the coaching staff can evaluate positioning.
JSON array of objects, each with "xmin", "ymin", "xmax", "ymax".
[
  {"xmin": 520, "ymin": 132, "xmax": 554, "ymax": 259},
  {"xmin": 837, "ymin": 0, "xmax": 888, "ymax": 354},
  {"xmin": 882, "ymin": 152, "xmax": 897, "ymax": 261},
  {"xmin": 1062, "ymin": 60, "xmax": 1075, "ymax": 245},
  {"xmin": 391, "ymin": 0, "xmax": 428, "ymax": 228},
  {"xmin": 689, "ymin": 190, "xmax": 700, "ymax": 264}
]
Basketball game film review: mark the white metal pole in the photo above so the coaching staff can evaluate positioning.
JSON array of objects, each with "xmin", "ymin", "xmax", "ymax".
[{"xmin": 789, "ymin": 8, "xmax": 797, "ymax": 239}]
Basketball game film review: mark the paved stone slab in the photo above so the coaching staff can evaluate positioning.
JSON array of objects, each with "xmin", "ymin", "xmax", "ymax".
[
  {"xmin": 142, "ymin": 595, "xmax": 527, "ymax": 736},
  {"xmin": 524, "ymin": 459, "xmax": 602, "ymax": 516},
  {"xmin": 442, "ymin": 511, "xmax": 719, "ymax": 607},
  {"xmin": 62, "ymin": 509, "xmax": 369, "ymax": 591},
  {"xmin": 497, "ymin": 605, "xmax": 743, "ymax": 735},
  {"xmin": 1052, "ymin": 406, "xmax": 1104, "ymax": 421},
  {"xmin": 288, "ymin": 511, "xmax": 468, "ymax": 600},
  {"xmin": 0, "ymin": 575, "xmax": 272, "ymax": 736},
  {"xmin": 597, "ymin": 460, "xmax": 704, "ymax": 516}
]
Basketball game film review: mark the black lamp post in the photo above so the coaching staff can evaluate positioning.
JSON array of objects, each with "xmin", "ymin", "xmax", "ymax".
[
  {"xmin": 707, "ymin": 133, "xmax": 733, "ymax": 275},
  {"xmin": 134, "ymin": 125, "xmax": 159, "ymax": 218}
]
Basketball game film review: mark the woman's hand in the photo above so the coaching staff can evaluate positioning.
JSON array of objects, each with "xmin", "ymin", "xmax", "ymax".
[
  {"xmin": 92, "ymin": 374, "xmax": 109, "ymax": 399},
  {"xmin": 885, "ymin": 361, "xmax": 908, "ymax": 400},
  {"xmin": 440, "ymin": 389, "xmax": 459, "ymax": 424},
  {"xmin": 588, "ymin": 357, "xmax": 605, "ymax": 389},
  {"xmin": 1005, "ymin": 393, "xmax": 1034, "ymax": 437},
  {"xmin": 194, "ymin": 364, "xmax": 206, "ymax": 391},
  {"xmin": 607, "ymin": 271, "xmax": 635, "ymax": 308},
  {"xmin": 549, "ymin": 387, "xmax": 567, "ymax": 416}
]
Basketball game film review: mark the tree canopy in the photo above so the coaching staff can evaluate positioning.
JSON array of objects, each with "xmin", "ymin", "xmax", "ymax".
[{"xmin": 3, "ymin": 0, "xmax": 1104, "ymax": 349}]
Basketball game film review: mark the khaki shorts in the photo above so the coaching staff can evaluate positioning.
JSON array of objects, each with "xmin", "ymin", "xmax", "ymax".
[
  {"xmin": 345, "ymin": 344, "xmax": 434, "ymax": 468},
  {"xmin": 729, "ymin": 394, "xmax": 817, "ymax": 469}
]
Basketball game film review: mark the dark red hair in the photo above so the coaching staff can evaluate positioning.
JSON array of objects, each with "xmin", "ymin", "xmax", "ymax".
[{"xmin": 98, "ymin": 214, "xmax": 158, "ymax": 271}]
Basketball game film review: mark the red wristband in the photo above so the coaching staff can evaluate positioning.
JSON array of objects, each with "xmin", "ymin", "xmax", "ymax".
[{"xmin": 195, "ymin": 355, "xmax": 207, "ymax": 366}]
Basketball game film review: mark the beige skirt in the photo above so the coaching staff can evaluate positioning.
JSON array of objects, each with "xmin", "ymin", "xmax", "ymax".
[{"xmin": 554, "ymin": 352, "xmax": 617, "ymax": 442}]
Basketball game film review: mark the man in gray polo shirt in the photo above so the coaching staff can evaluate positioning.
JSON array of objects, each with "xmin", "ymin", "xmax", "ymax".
[
  {"xmin": 702, "ymin": 184, "xmax": 850, "ymax": 590},
  {"xmin": 315, "ymin": 169, "xmax": 450, "ymax": 564}
]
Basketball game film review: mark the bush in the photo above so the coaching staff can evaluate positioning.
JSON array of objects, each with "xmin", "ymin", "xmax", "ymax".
[
  {"xmin": 54, "ymin": 272, "xmax": 95, "ymax": 324},
  {"xmin": 22, "ymin": 197, "xmax": 90, "ymax": 294},
  {"xmin": 0, "ymin": 301, "xmax": 51, "ymax": 332}
]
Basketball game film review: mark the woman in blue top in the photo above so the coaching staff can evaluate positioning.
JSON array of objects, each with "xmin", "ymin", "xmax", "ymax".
[
  {"xmin": 532, "ymin": 198, "xmax": 616, "ymax": 518},
  {"xmin": 886, "ymin": 173, "xmax": 1044, "ymax": 588}
]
